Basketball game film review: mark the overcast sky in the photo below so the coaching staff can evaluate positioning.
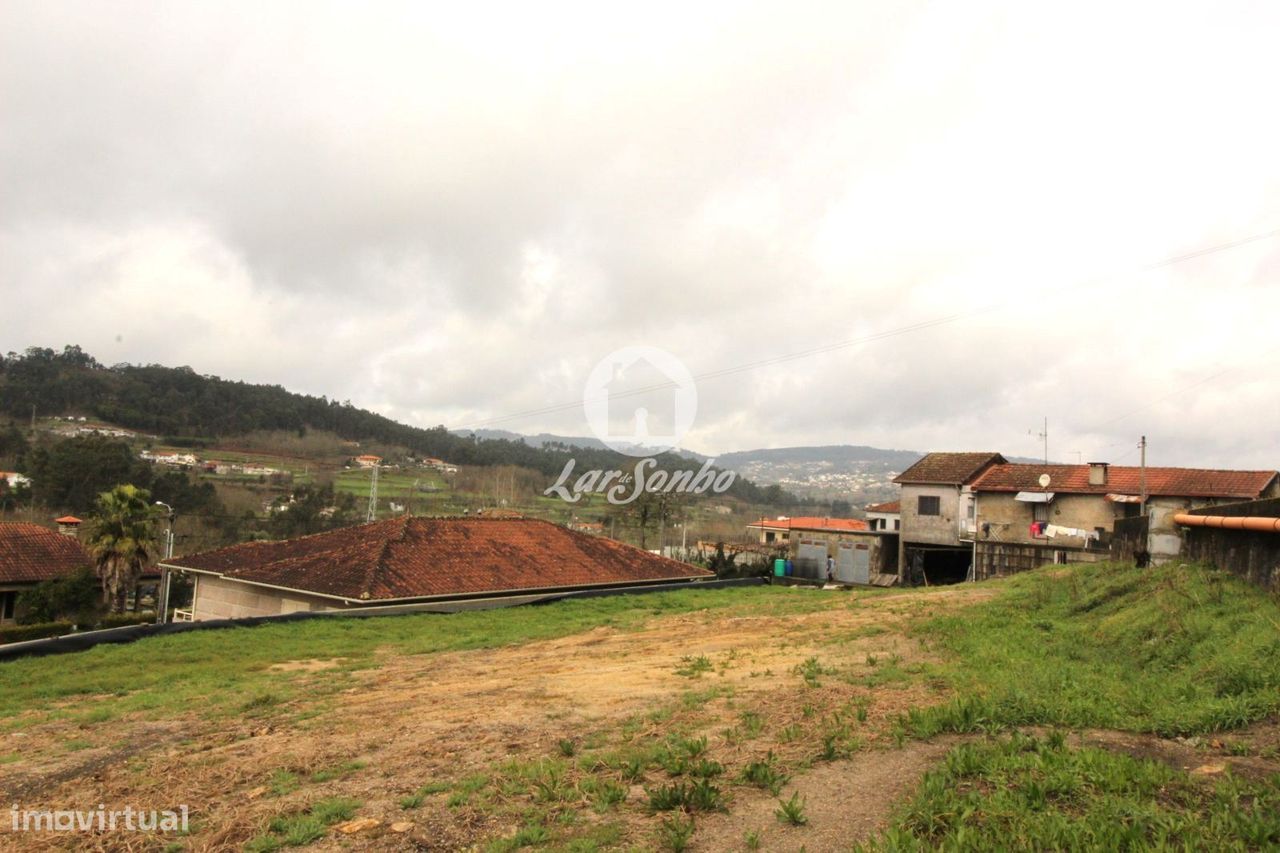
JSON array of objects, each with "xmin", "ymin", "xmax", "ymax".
[{"xmin": 3, "ymin": 2, "xmax": 1279, "ymax": 467}]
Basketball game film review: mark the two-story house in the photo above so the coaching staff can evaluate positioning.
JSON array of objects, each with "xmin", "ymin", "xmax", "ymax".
[{"xmin": 894, "ymin": 452, "xmax": 1006, "ymax": 584}]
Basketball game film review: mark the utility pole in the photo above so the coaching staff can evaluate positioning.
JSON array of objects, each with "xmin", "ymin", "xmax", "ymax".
[
  {"xmin": 154, "ymin": 501, "xmax": 174, "ymax": 624},
  {"xmin": 366, "ymin": 464, "xmax": 379, "ymax": 523},
  {"xmin": 1139, "ymin": 435, "xmax": 1148, "ymax": 516}
]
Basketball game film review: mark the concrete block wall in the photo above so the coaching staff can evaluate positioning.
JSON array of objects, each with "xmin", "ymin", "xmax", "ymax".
[{"xmin": 192, "ymin": 575, "xmax": 335, "ymax": 620}]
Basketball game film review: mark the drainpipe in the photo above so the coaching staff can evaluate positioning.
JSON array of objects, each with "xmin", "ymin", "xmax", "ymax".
[{"xmin": 1173, "ymin": 514, "xmax": 1280, "ymax": 533}]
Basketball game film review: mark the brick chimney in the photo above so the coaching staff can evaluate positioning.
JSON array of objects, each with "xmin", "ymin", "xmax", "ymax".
[
  {"xmin": 54, "ymin": 515, "xmax": 82, "ymax": 537},
  {"xmin": 1087, "ymin": 463, "xmax": 1109, "ymax": 486}
]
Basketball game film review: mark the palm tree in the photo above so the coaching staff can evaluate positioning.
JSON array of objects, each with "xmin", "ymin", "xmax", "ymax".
[{"xmin": 85, "ymin": 484, "xmax": 157, "ymax": 613}]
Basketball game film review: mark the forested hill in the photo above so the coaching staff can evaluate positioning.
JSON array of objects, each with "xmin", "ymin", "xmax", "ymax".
[{"xmin": 0, "ymin": 346, "xmax": 791, "ymax": 504}]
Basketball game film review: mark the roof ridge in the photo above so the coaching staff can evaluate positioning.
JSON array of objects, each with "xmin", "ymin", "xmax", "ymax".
[{"xmin": 360, "ymin": 514, "xmax": 413, "ymax": 599}]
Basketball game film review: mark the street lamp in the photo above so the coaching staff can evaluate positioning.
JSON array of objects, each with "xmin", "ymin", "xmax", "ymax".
[{"xmin": 154, "ymin": 501, "xmax": 174, "ymax": 624}]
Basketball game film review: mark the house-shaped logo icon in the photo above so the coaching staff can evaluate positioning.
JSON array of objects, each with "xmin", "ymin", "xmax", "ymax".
[{"xmin": 584, "ymin": 346, "xmax": 697, "ymax": 457}]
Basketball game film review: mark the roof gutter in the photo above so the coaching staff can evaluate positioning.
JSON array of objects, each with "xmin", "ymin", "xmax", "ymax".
[
  {"xmin": 1173, "ymin": 514, "xmax": 1280, "ymax": 534},
  {"xmin": 157, "ymin": 562, "xmax": 714, "ymax": 606}
]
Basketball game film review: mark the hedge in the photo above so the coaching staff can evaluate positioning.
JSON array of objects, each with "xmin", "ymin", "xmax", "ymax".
[{"xmin": 0, "ymin": 621, "xmax": 74, "ymax": 644}]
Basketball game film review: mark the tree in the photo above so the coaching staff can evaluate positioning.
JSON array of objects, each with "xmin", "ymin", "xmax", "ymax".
[{"xmin": 85, "ymin": 484, "xmax": 157, "ymax": 613}]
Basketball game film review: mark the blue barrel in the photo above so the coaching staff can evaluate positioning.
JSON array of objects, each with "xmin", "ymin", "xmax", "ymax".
[{"xmin": 785, "ymin": 559, "xmax": 794, "ymax": 576}]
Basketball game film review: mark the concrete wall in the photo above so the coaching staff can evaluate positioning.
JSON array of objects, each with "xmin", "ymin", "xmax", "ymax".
[
  {"xmin": 899, "ymin": 485, "xmax": 963, "ymax": 547},
  {"xmin": 192, "ymin": 575, "xmax": 338, "ymax": 621},
  {"xmin": 973, "ymin": 542, "xmax": 1109, "ymax": 580},
  {"xmin": 975, "ymin": 493, "xmax": 1121, "ymax": 548},
  {"xmin": 1146, "ymin": 496, "xmax": 1248, "ymax": 563},
  {"xmin": 1181, "ymin": 498, "xmax": 1280, "ymax": 592}
]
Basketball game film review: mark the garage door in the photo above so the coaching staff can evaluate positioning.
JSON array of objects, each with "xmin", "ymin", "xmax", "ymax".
[
  {"xmin": 796, "ymin": 539, "xmax": 827, "ymax": 580},
  {"xmin": 836, "ymin": 542, "xmax": 870, "ymax": 585}
]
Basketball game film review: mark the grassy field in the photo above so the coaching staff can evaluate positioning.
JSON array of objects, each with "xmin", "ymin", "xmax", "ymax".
[
  {"xmin": 901, "ymin": 561, "xmax": 1280, "ymax": 737},
  {"xmin": 0, "ymin": 586, "xmax": 847, "ymax": 731},
  {"xmin": 1, "ymin": 564, "xmax": 1278, "ymax": 851}
]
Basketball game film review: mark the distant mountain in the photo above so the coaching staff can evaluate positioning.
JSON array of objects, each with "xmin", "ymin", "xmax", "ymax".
[
  {"xmin": 452, "ymin": 435, "xmax": 926, "ymax": 504},
  {"xmin": 714, "ymin": 445, "xmax": 1045, "ymax": 504},
  {"xmin": 0, "ymin": 346, "xmax": 789, "ymax": 504},
  {"xmin": 714, "ymin": 444, "xmax": 923, "ymax": 503},
  {"xmin": 454, "ymin": 429, "xmax": 709, "ymax": 461}
]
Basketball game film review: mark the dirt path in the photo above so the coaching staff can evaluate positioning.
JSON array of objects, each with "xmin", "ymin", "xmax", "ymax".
[{"xmin": 690, "ymin": 738, "xmax": 964, "ymax": 851}]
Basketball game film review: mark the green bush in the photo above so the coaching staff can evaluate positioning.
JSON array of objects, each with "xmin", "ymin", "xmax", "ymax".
[
  {"xmin": 96, "ymin": 612, "xmax": 155, "ymax": 629},
  {"xmin": 15, "ymin": 568, "xmax": 100, "ymax": 625},
  {"xmin": 0, "ymin": 621, "xmax": 74, "ymax": 644}
]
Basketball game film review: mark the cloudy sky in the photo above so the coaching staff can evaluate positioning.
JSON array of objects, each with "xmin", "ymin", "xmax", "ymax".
[{"xmin": 3, "ymin": 1, "xmax": 1279, "ymax": 467}]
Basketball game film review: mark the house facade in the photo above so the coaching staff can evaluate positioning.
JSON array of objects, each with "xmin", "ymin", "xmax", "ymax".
[
  {"xmin": 894, "ymin": 452, "xmax": 1005, "ymax": 583},
  {"xmin": 864, "ymin": 501, "xmax": 900, "ymax": 532},
  {"xmin": 0, "ymin": 522, "xmax": 91, "ymax": 624},
  {"xmin": 969, "ymin": 462, "xmax": 1280, "ymax": 578}
]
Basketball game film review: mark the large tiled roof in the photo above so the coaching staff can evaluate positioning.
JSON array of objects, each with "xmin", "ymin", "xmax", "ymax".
[
  {"xmin": 167, "ymin": 517, "xmax": 712, "ymax": 601},
  {"xmin": 0, "ymin": 523, "xmax": 90, "ymax": 584},
  {"xmin": 970, "ymin": 464, "xmax": 1279, "ymax": 499},
  {"xmin": 893, "ymin": 453, "xmax": 1006, "ymax": 485},
  {"xmin": 747, "ymin": 516, "xmax": 870, "ymax": 533}
]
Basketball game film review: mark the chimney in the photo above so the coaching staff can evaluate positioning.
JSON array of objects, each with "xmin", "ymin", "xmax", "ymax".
[
  {"xmin": 54, "ymin": 515, "xmax": 82, "ymax": 537},
  {"xmin": 1088, "ymin": 462, "xmax": 1108, "ymax": 486}
]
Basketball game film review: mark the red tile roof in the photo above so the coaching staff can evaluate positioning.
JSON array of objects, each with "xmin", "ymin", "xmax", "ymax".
[
  {"xmin": 970, "ymin": 464, "xmax": 1279, "ymax": 499},
  {"xmin": 893, "ymin": 453, "xmax": 1006, "ymax": 485},
  {"xmin": 747, "ymin": 516, "xmax": 870, "ymax": 533},
  {"xmin": 0, "ymin": 523, "xmax": 91, "ymax": 584},
  {"xmin": 168, "ymin": 517, "xmax": 712, "ymax": 602},
  {"xmin": 55, "ymin": 516, "xmax": 82, "ymax": 524},
  {"xmin": 865, "ymin": 501, "xmax": 901, "ymax": 513}
]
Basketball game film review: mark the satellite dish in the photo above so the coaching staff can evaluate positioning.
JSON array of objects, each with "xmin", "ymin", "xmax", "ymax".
[{"xmin": 1038, "ymin": 474, "xmax": 1052, "ymax": 488}]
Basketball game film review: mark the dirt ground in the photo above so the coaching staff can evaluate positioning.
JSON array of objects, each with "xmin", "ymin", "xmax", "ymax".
[{"xmin": 3, "ymin": 585, "xmax": 1276, "ymax": 852}]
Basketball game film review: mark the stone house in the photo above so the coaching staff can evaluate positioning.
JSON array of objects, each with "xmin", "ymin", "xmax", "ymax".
[{"xmin": 969, "ymin": 462, "xmax": 1280, "ymax": 578}]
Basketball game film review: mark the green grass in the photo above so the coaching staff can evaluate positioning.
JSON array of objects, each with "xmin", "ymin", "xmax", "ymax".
[
  {"xmin": 860, "ymin": 732, "xmax": 1280, "ymax": 850},
  {"xmin": 907, "ymin": 561, "xmax": 1280, "ymax": 737},
  {"xmin": 0, "ymin": 586, "xmax": 846, "ymax": 726},
  {"xmin": 246, "ymin": 797, "xmax": 361, "ymax": 851}
]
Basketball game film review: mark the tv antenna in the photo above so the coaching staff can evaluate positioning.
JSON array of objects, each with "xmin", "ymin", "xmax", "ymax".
[{"xmin": 1028, "ymin": 417, "xmax": 1048, "ymax": 464}]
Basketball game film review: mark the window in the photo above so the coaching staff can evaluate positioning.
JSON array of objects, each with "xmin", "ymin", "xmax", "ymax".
[
  {"xmin": 1032, "ymin": 503, "xmax": 1050, "ymax": 523},
  {"xmin": 894, "ymin": 519, "xmax": 900, "ymax": 531},
  {"xmin": 918, "ymin": 496, "xmax": 941, "ymax": 516},
  {"xmin": 0, "ymin": 591, "xmax": 15, "ymax": 622}
]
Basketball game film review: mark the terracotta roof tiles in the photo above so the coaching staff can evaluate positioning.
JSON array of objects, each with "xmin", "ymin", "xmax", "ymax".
[
  {"xmin": 168, "ymin": 517, "xmax": 711, "ymax": 601},
  {"xmin": 893, "ymin": 453, "xmax": 1006, "ymax": 485},
  {"xmin": 0, "ymin": 523, "xmax": 91, "ymax": 584},
  {"xmin": 970, "ymin": 464, "xmax": 1278, "ymax": 498}
]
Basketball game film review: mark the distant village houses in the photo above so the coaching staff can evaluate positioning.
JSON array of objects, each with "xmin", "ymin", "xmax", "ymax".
[{"xmin": 892, "ymin": 451, "xmax": 1280, "ymax": 585}]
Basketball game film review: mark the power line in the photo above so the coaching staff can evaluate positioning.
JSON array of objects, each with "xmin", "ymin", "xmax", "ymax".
[
  {"xmin": 460, "ymin": 313, "xmax": 970, "ymax": 428},
  {"xmin": 458, "ymin": 223, "xmax": 1280, "ymax": 432}
]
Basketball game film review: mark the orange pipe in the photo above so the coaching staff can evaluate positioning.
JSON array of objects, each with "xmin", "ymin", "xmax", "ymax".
[{"xmin": 1173, "ymin": 513, "xmax": 1280, "ymax": 533}]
